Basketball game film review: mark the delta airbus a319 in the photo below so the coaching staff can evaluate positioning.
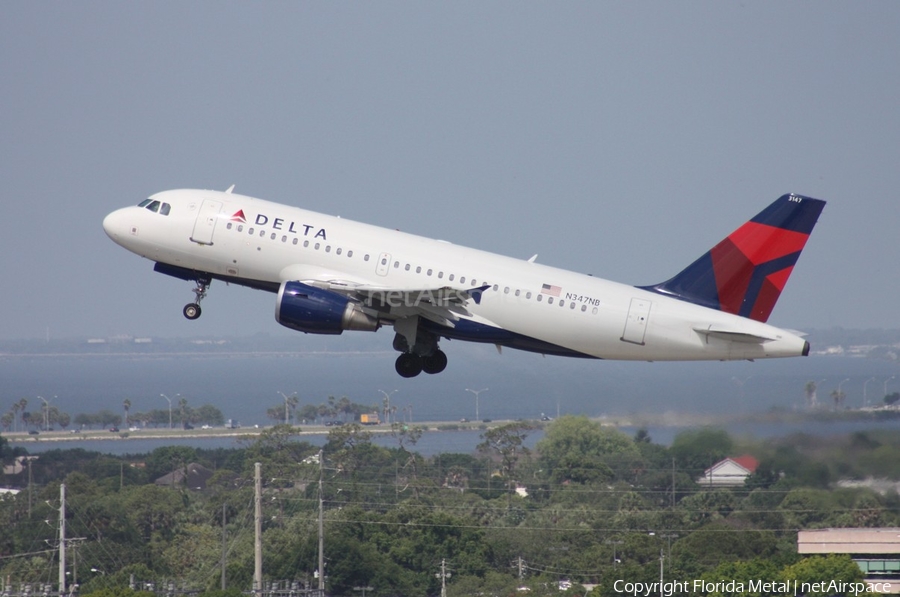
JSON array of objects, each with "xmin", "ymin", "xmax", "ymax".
[{"xmin": 103, "ymin": 187, "xmax": 825, "ymax": 377}]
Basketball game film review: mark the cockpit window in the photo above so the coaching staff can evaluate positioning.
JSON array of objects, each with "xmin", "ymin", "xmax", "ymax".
[{"xmin": 137, "ymin": 199, "xmax": 171, "ymax": 215}]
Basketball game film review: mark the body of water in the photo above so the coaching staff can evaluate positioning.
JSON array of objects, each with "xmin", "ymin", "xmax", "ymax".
[{"xmin": 14, "ymin": 417, "xmax": 900, "ymax": 458}]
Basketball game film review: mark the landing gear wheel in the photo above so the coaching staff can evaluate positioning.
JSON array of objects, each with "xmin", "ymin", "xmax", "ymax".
[
  {"xmin": 422, "ymin": 350, "xmax": 448, "ymax": 375},
  {"xmin": 183, "ymin": 277, "xmax": 210, "ymax": 320},
  {"xmin": 395, "ymin": 353, "xmax": 423, "ymax": 378},
  {"xmin": 183, "ymin": 303, "xmax": 202, "ymax": 320}
]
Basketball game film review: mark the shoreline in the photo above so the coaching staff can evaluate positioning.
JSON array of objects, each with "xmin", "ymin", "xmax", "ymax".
[{"xmin": 8, "ymin": 408, "xmax": 900, "ymax": 447}]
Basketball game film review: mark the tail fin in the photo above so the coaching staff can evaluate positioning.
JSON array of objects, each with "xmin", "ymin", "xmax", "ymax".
[{"xmin": 642, "ymin": 194, "xmax": 825, "ymax": 322}]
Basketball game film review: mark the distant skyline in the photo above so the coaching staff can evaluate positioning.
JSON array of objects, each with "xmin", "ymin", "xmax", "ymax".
[{"xmin": 3, "ymin": 3, "xmax": 900, "ymax": 345}]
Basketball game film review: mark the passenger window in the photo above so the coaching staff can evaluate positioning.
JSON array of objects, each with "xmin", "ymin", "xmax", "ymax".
[
  {"xmin": 270, "ymin": 233, "xmax": 276, "ymax": 240},
  {"xmin": 227, "ymin": 222, "xmax": 233, "ymax": 230},
  {"xmin": 427, "ymin": 269, "xmax": 432, "ymax": 276},
  {"xmin": 493, "ymin": 284, "xmax": 499, "ymax": 291},
  {"xmin": 260, "ymin": 230, "xmax": 266, "ymax": 237},
  {"xmin": 548, "ymin": 297, "xmax": 554, "ymax": 305},
  {"xmin": 315, "ymin": 243, "xmax": 320, "ymax": 250},
  {"xmin": 581, "ymin": 305, "xmax": 586, "ymax": 312},
  {"xmin": 364, "ymin": 254, "xmax": 370, "ymax": 261},
  {"xmin": 592, "ymin": 307, "xmax": 599, "ymax": 315},
  {"xmin": 449, "ymin": 274, "xmax": 455, "ymax": 281},
  {"xmin": 405, "ymin": 264, "xmax": 411, "ymax": 271},
  {"xmin": 537, "ymin": 294, "xmax": 542, "ymax": 302},
  {"xmin": 515, "ymin": 290, "xmax": 521, "ymax": 297},
  {"xmin": 160, "ymin": 203, "xmax": 171, "ymax": 216},
  {"xmin": 293, "ymin": 238, "xmax": 298, "ymax": 245},
  {"xmin": 438, "ymin": 272, "xmax": 443, "ymax": 279},
  {"xmin": 304, "ymin": 240, "xmax": 309, "ymax": 248},
  {"xmin": 249, "ymin": 228, "xmax": 255, "ymax": 234},
  {"xmin": 282, "ymin": 235, "xmax": 287, "ymax": 242},
  {"xmin": 504, "ymin": 287, "xmax": 510, "ymax": 294},
  {"xmin": 336, "ymin": 248, "xmax": 342, "ymax": 255},
  {"xmin": 471, "ymin": 279, "xmax": 477, "ymax": 286},
  {"xmin": 394, "ymin": 261, "xmax": 400, "ymax": 268},
  {"xmin": 348, "ymin": 250, "xmax": 353, "ymax": 258},
  {"xmin": 416, "ymin": 266, "xmax": 421, "ymax": 274},
  {"xmin": 526, "ymin": 292, "xmax": 532, "ymax": 299},
  {"xmin": 460, "ymin": 277, "xmax": 466, "ymax": 284},
  {"xmin": 238, "ymin": 225, "xmax": 244, "ymax": 232},
  {"xmin": 326, "ymin": 246, "xmax": 331, "ymax": 253}
]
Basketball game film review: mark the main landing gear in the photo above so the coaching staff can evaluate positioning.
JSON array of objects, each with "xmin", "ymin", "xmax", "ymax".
[
  {"xmin": 393, "ymin": 328, "xmax": 448, "ymax": 378},
  {"xmin": 183, "ymin": 277, "xmax": 210, "ymax": 320},
  {"xmin": 395, "ymin": 350, "xmax": 448, "ymax": 378}
]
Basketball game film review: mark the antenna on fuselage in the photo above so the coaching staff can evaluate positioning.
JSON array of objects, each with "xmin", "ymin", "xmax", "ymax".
[
  {"xmin": 527, "ymin": 254, "xmax": 538, "ymax": 263},
  {"xmin": 225, "ymin": 184, "xmax": 235, "ymax": 194}
]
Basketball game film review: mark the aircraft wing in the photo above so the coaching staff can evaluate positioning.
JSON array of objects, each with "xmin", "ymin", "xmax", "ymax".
[{"xmin": 278, "ymin": 264, "xmax": 488, "ymax": 327}]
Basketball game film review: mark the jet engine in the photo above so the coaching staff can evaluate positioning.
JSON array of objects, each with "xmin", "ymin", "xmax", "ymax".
[{"xmin": 276, "ymin": 281, "xmax": 379, "ymax": 334}]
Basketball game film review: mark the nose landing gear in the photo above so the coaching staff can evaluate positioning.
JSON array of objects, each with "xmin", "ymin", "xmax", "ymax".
[{"xmin": 183, "ymin": 277, "xmax": 210, "ymax": 320}]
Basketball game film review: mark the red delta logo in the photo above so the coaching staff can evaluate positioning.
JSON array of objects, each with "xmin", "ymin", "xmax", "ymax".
[{"xmin": 228, "ymin": 208, "xmax": 328, "ymax": 240}]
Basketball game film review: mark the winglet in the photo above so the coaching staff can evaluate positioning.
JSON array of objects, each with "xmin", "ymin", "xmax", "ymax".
[
  {"xmin": 642, "ymin": 194, "xmax": 825, "ymax": 323},
  {"xmin": 470, "ymin": 284, "xmax": 491, "ymax": 305}
]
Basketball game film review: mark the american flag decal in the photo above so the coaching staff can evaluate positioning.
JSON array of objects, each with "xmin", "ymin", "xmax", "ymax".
[{"xmin": 541, "ymin": 283, "xmax": 561, "ymax": 297}]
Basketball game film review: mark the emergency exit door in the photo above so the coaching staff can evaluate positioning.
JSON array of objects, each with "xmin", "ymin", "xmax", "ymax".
[
  {"xmin": 190, "ymin": 199, "xmax": 223, "ymax": 245},
  {"xmin": 621, "ymin": 298, "xmax": 652, "ymax": 345}
]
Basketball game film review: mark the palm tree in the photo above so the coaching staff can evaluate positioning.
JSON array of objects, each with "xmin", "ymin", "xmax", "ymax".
[
  {"xmin": 804, "ymin": 381, "xmax": 818, "ymax": 408},
  {"xmin": 18, "ymin": 398, "xmax": 27, "ymax": 431},
  {"xmin": 178, "ymin": 397, "xmax": 188, "ymax": 427},
  {"xmin": 831, "ymin": 390, "xmax": 845, "ymax": 411},
  {"xmin": 337, "ymin": 396, "xmax": 351, "ymax": 422},
  {"xmin": 123, "ymin": 398, "xmax": 132, "ymax": 428}
]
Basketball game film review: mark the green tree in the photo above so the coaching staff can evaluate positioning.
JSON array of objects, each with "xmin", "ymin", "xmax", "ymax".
[
  {"xmin": 670, "ymin": 428, "xmax": 734, "ymax": 478},
  {"xmin": 478, "ymin": 421, "xmax": 535, "ymax": 508},
  {"xmin": 536, "ymin": 415, "xmax": 640, "ymax": 484},
  {"xmin": 779, "ymin": 554, "xmax": 868, "ymax": 597}
]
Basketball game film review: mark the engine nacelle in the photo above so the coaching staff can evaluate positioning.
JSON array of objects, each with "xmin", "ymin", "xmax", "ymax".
[{"xmin": 275, "ymin": 281, "xmax": 380, "ymax": 334}]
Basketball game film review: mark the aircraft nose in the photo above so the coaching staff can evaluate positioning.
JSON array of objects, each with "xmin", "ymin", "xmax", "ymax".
[{"xmin": 102, "ymin": 208, "xmax": 130, "ymax": 242}]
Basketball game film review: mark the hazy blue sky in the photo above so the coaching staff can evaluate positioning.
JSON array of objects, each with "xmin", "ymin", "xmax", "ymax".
[{"xmin": 2, "ymin": 2, "xmax": 899, "ymax": 343}]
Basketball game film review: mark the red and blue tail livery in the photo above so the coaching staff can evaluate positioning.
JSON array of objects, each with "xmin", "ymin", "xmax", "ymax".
[{"xmin": 643, "ymin": 194, "xmax": 826, "ymax": 322}]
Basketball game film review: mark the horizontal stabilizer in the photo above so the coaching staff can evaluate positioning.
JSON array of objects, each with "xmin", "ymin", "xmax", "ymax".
[{"xmin": 693, "ymin": 325, "xmax": 776, "ymax": 344}]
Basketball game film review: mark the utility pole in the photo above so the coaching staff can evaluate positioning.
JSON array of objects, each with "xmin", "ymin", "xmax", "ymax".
[
  {"xmin": 515, "ymin": 556, "xmax": 525, "ymax": 581},
  {"xmin": 436, "ymin": 559, "xmax": 451, "ymax": 597},
  {"xmin": 318, "ymin": 449, "xmax": 325, "ymax": 592},
  {"xmin": 254, "ymin": 463, "xmax": 262, "ymax": 596},
  {"xmin": 59, "ymin": 483, "xmax": 66, "ymax": 596},
  {"xmin": 659, "ymin": 548, "xmax": 664, "ymax": 597},
  {"xmin": 221, "ymin": 502, "xmax": 227, "ymax": 591},
  {"xmin": 27, "ymin": 456, "xmax": 33, "ymax": 516}
]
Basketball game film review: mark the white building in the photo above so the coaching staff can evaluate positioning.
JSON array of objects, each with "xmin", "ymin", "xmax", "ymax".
[{"xmin": 697, "ymin": 455, "xmax": 759, "ymax": 487}]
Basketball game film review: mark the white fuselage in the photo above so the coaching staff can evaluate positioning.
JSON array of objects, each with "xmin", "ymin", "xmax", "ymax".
[{"xmin": 103, "ymin": 189, "xmax": 809, "ymax": 361}]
